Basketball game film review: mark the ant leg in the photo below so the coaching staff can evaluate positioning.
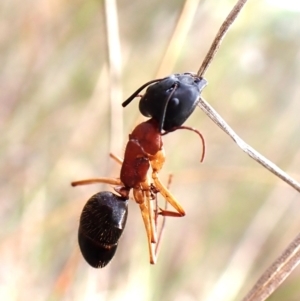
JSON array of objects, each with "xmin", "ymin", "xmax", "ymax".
[
  {"xmin": 155, "ymin": 174, "xmax": 172, "ymax": 255},
  {"xmin": 138, "ymin": 180, "xmax": 157, "ymax": 244},
  {"xmin": 152, "ymin": 171, "xmax": 185, "ymax": 217},
  {"xmin": 157, "ymin": 209, "xmax": 185, "ymax": 217},
  {"xmin": 71, "ymin": 177, "xmax": 122, "ymax": 187},
  {"xmin": 142, "ymin": 181, "xmax": 157, "ymax": 244},
  {"xmin": 72, "ymin": 154, "xmax": 123, "ymax": 187},
  {"xmin": 133, "ymin": 187, "xmax": 157, "ymax": 265},
  {"xmin": 109, "ymin": 153, "xmax": 123, "ymax": 165}
]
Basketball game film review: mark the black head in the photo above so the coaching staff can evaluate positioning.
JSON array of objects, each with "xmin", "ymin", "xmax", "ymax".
[
  {"xmin": 122, "ymin": 73, "xmax": 207, "ymax": 131},
  {"xmin": 78, "ymin": 191, "xmax": 128, "ymax": 268}
]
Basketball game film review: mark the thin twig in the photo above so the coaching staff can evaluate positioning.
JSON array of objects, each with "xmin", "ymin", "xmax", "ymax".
[
  {"xmin": 156, "ymin": 0, "xmax": 201, "ymax": 77},
  {"xmin": 104, "ymin": 0, "xmax": 124, "ymax": 154},
  {"xmin": 197, "ymin": 0, "xmax": 248, "ymax": 77},
  {"xmin": 197, "ymin": 98, "xmax": 300, "ymax": 192},
  {"xmin": 242, "ymin": 233, "xmax": 300, "ymax": 301},
  {"xmin": 195, "ymin": 1, "xmax": 300, "ymax": 300}
]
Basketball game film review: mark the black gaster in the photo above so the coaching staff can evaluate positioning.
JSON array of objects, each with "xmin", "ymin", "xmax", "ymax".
[{"xmin": 78, "ymin": 191, "xmax": 128, "ymax": 268}]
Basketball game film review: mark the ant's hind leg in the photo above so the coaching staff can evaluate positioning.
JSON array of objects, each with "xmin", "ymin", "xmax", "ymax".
[
  {"xmin": 154, "ymin": 174, "xmax": 172, "ymax": 256},
  {"xmin": 133, "ymin": 188, "xmax": 157, "ymax": 265},
  {"xmin": 152, "ymin": 172, "xmax": 186, "ymax": 217},
  {"xmin": 140, "ymin": 181, "xmax": 157, "ymax": 244}
]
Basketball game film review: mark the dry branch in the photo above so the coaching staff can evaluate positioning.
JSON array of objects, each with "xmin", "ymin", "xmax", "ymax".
[{"xmin": 196, "ymin": 0, "xmax": 300, "ymax": 300}]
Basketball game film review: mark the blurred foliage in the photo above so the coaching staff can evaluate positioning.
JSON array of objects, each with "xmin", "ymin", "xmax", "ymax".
[{"xmin": 1, "ymin": 0, "xmax": 300, "ymax": 300}]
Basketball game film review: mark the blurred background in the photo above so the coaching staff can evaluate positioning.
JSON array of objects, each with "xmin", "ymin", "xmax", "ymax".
[{"xmin": 1, "ymin": 0, "xmax": 300, "ymax": 300}]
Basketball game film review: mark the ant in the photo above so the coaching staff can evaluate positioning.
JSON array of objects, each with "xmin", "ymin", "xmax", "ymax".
[{"xmin": 72, "ymin": 72, "xmax": 207, "ymax": 268}]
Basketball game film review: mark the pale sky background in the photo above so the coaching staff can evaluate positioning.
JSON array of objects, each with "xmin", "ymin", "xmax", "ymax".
[{"xmin": 268, "ymin": 0, "xmax": 300, "ymax": 11}]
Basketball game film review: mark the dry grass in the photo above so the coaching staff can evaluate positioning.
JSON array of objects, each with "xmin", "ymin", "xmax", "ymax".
[{"xmin": 1, "ymin": 0, "xmax": 300, "ymax": 300}]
